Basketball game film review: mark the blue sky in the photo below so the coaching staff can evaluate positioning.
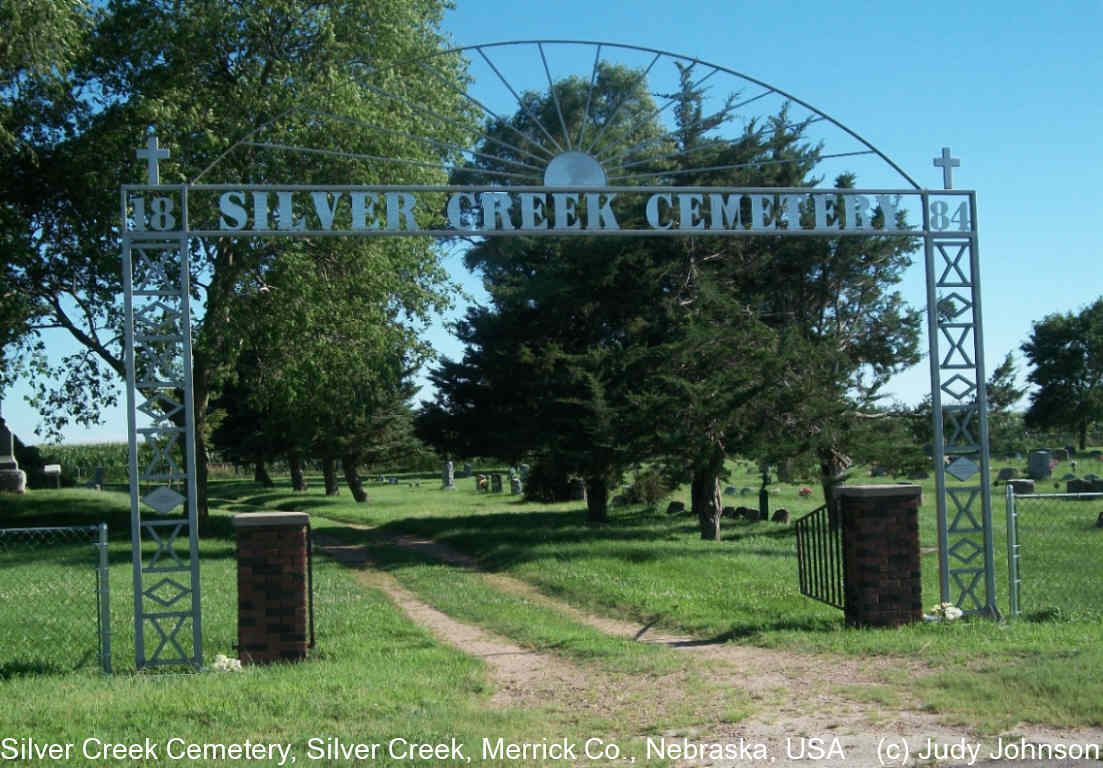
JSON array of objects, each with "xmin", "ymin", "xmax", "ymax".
[{"xmin": 5, "ymin": 0, "xmax": 1101, "ymax": 444}]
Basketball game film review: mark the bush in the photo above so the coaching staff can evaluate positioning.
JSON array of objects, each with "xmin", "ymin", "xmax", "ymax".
[
  {"xmin": 625, "ymin": 467, "xmax": 669, "ymax": 509},
  {"xmin": 523, "ymin": 459, "xmax": 574, "ymax": 502}
]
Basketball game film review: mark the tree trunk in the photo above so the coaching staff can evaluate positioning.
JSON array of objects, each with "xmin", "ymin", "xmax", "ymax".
[
  {"xmin": 322, "ymin": 456, "xmax": 340, "ymax": 496},
  {"xmin": 585, "ymin": 475, "xmax": 608, "ymax": 523},
  {"xmin": 692, "ymin": 469, "xmax": 723, "ymax": 540},
  {"xmin": 289, "ymin": 452, "xmax": 308, "ymax": 492},
  {"xmin": 194, "ymin": 432, "xmax": 211, "ymax": 533},
  {"xmin": 819, "ymin": 445, "xmax": 852, "ymax": 528},
  {"xmin": 341, "ymin": 454, "xmax": 368, "ymax": 503},
  {"xmin": 253, "ymin": 460, "xmax": 274, "ymax": 488}
]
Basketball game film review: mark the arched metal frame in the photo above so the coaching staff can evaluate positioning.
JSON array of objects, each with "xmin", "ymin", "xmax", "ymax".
[{"xmin": 121, "ymin": 41, "xmax": 993, "ymax": 669}]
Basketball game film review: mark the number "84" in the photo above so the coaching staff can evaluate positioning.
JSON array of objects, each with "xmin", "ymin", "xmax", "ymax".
[{"xmin": 930, "ymin": 200, "xmax": 969, "ymax": 231}]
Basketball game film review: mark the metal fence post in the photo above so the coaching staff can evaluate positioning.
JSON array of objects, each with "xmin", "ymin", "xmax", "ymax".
[
  {"xmin": 97, "ymin": 522, "xmax": 112, "ymax": 673},
  {"xmin": 1005, "ymin": 484, "xmax": 1019, "ymax": 618}
]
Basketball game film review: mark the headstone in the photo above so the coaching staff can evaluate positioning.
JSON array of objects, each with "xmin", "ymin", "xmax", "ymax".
[
  {"xmin": 519, "ymin": 463, "xmax": 530, "ymax": 481},
  {"xmin": 995, "ymin": 467, "xmax": 1017, "ymax": 483},
  {"xmin": 1084, "ymin": 473, "xmax": 1101, "ymax": 482},
  {"xmin": 721, "ymin": 506, "xmax": 737, "ymax": 518},
  {"xmin": 1008, "ymin": 478, "xmax": 1035, "ymax": 495},
  {"xmin": 1027, "ymin": 449, "xmax": 1052, "ymax": 479},
  {"xmin": 442, "ymin": 460, "xmax": 456, "ymax": 490},
  {"xmin": 740, "ymin": 487, "xmax": 752, "ymax": 496},
  {"xmin": 491, "ymin": 473, "xmax": 503, "ymax": 493},
  {"xmin": 745, "ymin": 507, "xmax": 762, "ymax": 522},
  {"xmin": 510, "ymin": 476, "xmax": 522, "ymax": 495},
  {"xmin": 611, "ymin": 494, "xmax": 627, "ymax": 507},
  {"xmin": 83, "ymin": 466, "xmax": 104, "ymax": 489},
  {"xmin": 1053, "ymin": 448, "xmax": 1068, "ymax": 462},
  {"xmin": 735, "ymin": 506, "xmax": 754, "ymax": 519},
  {"xmin": 1061, "ymin": 473, "xmax": 1077, "ymax": 481},
  {"xmin": 723, "ymin": 486, "xmax": 737, "ymax": 496},
  {"xmin": 388, "ymin": 476, "xmax": 399, "ymax": 485},
  {"xmin": 665, "ymin": 500, "xmax": 685, "ymax": 515},
  {"xmin": 43, "ymin": 464, "xmax": 62, "ymax": 489},
  {"xmin": 0, "ymin": 421, "xmax": 26, "ymax": 494},
  {"xmin": 771, "ymin": 508, "xmax": 790, "ymax": 524},
  {"xmin": 871, "ymin": 464, "xmax": 889, "ymax": 477},
  {"xmin": 1064, "ymin": 444, "xmax": 1077, "ymax": 458},
  {"xmin": 462, "ymin": 463, "xmax": 472, "ymax": 477},
  {"xmin": 569, "ymin": 478, "xmax": 586, "ymax": 501}
]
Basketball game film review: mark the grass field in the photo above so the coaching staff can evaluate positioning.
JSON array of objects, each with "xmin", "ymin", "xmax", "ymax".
[{"xmin": 0, "ymin": 460, "xmax": 1101, "ymax": 765}]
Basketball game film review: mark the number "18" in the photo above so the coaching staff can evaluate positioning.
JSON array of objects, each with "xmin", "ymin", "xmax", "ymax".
[{"xmin": 131, "ymin": 196, "xmax": 176, "ymax": 231}]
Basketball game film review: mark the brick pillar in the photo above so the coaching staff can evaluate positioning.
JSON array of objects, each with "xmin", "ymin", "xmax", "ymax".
[
  {"xmin": 232, "ymin": 511, "xmax": 310, "ymax": 664},
  {"xmin": 834, "ymin": 485, "xmax": 922, "ymax": 628}
]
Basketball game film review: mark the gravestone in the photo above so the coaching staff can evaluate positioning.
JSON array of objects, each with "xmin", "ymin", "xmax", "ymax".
[
  {"xmin": 665, "ymin": 500, "xmax": 685, "ymax": 515},
  {"xmin": 442, "ymin": 460, "xmax": 456, "ymax": 490},
  {"xmin": 1008, "ymin": 478, "xmax": 1035, "ymax": 495},
  {"xmin": 871, "ymin": 464, "xmax": 889, "ymax": 478},
  {"xmin": 462, "ymin": 463, "xmax": 472, "ymax": 477},
  {"xmin": 0, "ymin": 421, "xmax": 26, "ymax": 494},
  {"xmin": 724, "ymin": 486, "xmax": 737, "ymax": 496},
  {"xmin": 1062, "ymin": 473, "xmax": 1077, "ymax": 481},
  {"xmin": 519, "ymin": 463, "xmax": 530, "ymax": 481},
  {"xmin": 721, "ymin": 506, "xmax": 737, "ymax": 518},
  {"xmin": 491, "ymin": 473, "xmax": 503, "ymax": 493},
  {"xmin": 569, "ymin": 478, "xmax": 586, "ymax": 501},
  {"xmin": 82, "ymin": 466, "xmax": 104, "ymax": 489},
  {"xmin": 735, "ymin": 506, "xmax": 754, "ymax": 519},
  {"xmin": 1064, "ymin": 444, "xmax": 1077, "ymax": 458},
  {"xmin": 510, "ymin": 476, "xmax": 522, "ymax": 495},
  {"xmin": 771, "ymin": 508, "xmax": 790, "ymax": 524},
  {"xmin": 611, "ymin": 494, "xmax": 627, "ymax": 506},
  {"xmin": 995, "ymin": 467, "xmax": 1016, "ymax": 484},
  {"xmin": 740, "ymin": 487, "xmax": 752, "ymax": 496},
  {"xmin": 1027, "ymin": 449, "xmax": 1052, "ymax": 479},
  {"xmin": 42, "ymin": 464, "xmax": 61, "ymax": 489},
  {"xmin": 1053, "ymin": 448, "xmax": 1068, "ymax": 462},
  {"xmin": 1084, "ymin": 473, "xmax": 1101, "ymax": 482}
]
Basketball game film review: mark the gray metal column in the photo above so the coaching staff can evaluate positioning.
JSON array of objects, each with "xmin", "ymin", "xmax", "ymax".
[
  {"xmin": 122, "ymin": 141, "xmax": 203, "ymax": 667},
  {"xmin": 923, "ymin": 180, "xmax": 997, "ymax": 616}
]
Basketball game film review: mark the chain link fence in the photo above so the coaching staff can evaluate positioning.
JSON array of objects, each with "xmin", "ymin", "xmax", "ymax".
[
  {"xmin": 0, "ymin": 525, "xmax": 111, "ymax": 674},
  {"xmin": 1006, "ymin": 491, "xmax": 1103, "ymax": 620}
]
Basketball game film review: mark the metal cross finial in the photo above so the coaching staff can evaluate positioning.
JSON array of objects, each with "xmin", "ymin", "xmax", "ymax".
[
  {"xmin": 136, "ymin": 134, "xmax": 170, "ymax": 185},
  {"xmin": 933, "ymin": 147, "xmax": 960, "ymax": 190}
]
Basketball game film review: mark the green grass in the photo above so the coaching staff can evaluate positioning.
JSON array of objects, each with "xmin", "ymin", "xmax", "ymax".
[
  {"xmin": 3, "ymin": 462, "xmax": 1103, "ymax": 744},
  {"xmin": 204, "ymin": 463, "xmax": 1103, "ymax": 731}
]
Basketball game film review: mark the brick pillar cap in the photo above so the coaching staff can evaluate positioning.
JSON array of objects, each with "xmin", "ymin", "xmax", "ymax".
[
  {"xmin": 832, "ymin": 484, "xmax": 922, "ymax": 499},
  {"xmin": 232, "ymin": 511, "xmax": 310, "ymax": 529}
]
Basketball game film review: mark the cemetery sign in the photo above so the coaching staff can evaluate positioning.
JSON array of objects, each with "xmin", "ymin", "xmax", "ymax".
[{"xmin": 121, "ymin": 40, "xmax": 994, "ymax": 670}]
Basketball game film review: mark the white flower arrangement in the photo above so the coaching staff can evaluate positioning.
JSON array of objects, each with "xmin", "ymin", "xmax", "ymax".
[
  {"xmin": 927, "ymin": 602, "xmax": 964, "ymax": 621},
  {"xmin": 211, "ymin": 653, "xmax": 243, "ymax": 672}
]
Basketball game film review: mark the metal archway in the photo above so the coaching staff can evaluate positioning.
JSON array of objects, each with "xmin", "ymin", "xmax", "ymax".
[{"xmin": 121, "ymin": 40, "xmax": 992, "ymax": 668}]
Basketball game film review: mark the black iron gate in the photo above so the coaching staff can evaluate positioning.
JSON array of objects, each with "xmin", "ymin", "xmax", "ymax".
[{"xmin": 794, "ymin": 504, "xmax": 845, "ymax": 611}]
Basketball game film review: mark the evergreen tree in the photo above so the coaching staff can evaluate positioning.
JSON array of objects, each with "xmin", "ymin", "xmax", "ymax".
[{"xmin": 1022, "ymin": 298, "xmax": 1103, "ymax": 450}]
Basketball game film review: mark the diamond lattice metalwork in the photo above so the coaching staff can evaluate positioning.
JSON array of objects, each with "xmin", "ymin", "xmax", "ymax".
[
  {"xmin": 948, "ymin": 536, "xmax": 983, "ymax": 564},
  {"xmin": 940, "ymin": 373, "xmax": 977, "ymax": 401},
  {"xmin": 143, "ymin": 486, "xmax": 185, "ymax": 515},
  {"xmin": 143, "ymin": 577, "xmax": 189, "ymax": 607},
  {"xmin": 947, "ymin": 455, "xmax": 979, "ymax": 482}
]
